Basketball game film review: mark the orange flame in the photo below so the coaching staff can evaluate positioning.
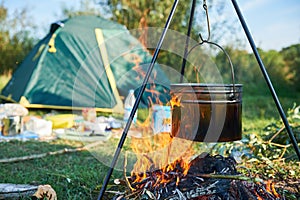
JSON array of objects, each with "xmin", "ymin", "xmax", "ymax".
[
  {"xmin": 126, "ymin": 55, "xmax": 194, "ymax": 189},
  {"xmin": 265, "ymin": 180, "xmax": 280, "ymax": 198},
  {"xmin": 129, "ymin": 94, "xmax": 194, "ymax": 190},
  {"xmin": 169, "ymin": 94, "xmax": 181, "ymax": 108},
  {"xmin": 253, "ymin": 180, "xmax": 281, "ymax": 199},
  {"xmin": 253, "ymin": 190, "xmax": 263, "ymax": 200}
]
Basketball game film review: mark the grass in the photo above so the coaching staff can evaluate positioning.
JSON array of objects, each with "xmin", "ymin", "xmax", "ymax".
[
  {"xmin": 243, "ymin": 94, "xmax": 300, "ymax": 120},
  {"xmin": 1, "ymin": 126, "xmax": 299, "ymax": 199},
  {"xmin": 0, "ymin": 90, "xmax": 299, "ymax": 199},
  {"xmin": 0, "ymin": 139, "xmax": 123, "ymax": 199}
]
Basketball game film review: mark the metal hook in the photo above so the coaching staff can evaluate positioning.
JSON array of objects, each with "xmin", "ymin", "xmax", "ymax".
[
  {"xmin": 199, "ymin": 0, "xmax": 211, "ymax": 43},
  {"xmin": 203, "ymin": 0, "xmax": 207, "ymax": 9}
]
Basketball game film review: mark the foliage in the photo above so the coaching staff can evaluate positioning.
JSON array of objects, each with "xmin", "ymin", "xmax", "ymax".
[
  {"xmin": 0, "ymin": 2, "xmax": 36, "ymax": 75},
  {"xmin": 109, "ymin": 0, "xmax": 188, "ymax": 31},
  {"xmin": 263, "ymin": 104, "xmax": 300, "ymax": 146},
  {"xmin": 209, "ymin": 104, "xmax": 300, "ymax": 165},
  {"xmin": 107, "ymin": 0, "xmax": 238, "ymax": 41},
  {"xmin": 107, "ymin": 0, "xmax": 240, "ymax": 76},
  {"xmin": 281, "ymin": 44, "xmax": 300, "ymax": 91},
  {"xmin": 61, "ymin": 0, "xmax": 105, "ymax": 18},
  {"xmin": 0, "ymin": 74, "xmax": 10, "ymax": 92},
  {"xmin": 213, "ymin": 45, "xmax": 300, "ymax": 95},
  {"xmin": 190, "ymin": 104, "xmax": 300, "ymax": 200}
]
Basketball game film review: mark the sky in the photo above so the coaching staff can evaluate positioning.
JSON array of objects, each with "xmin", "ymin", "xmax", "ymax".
[{"xmin": 3, "ymin": 0, "xmax": 300, "ymax": 51}]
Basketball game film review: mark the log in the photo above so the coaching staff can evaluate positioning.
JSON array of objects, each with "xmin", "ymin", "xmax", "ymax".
[
  {"xmin": 0, "ymin": 183, "xmax": 38, "ymax": 199},
  {"xmin": 0, "ymin": 148, "xmax": 84, "ymax": 163},
  {"xmin": 0, "ymin": 184, "xmax": 57, "ymax": 200},
  {"xmin": 0, "ymin": 140, "xmax": 103, "ymax": 164}
]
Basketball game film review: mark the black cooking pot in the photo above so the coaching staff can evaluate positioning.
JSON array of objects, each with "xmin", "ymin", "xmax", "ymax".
[
  {"xmin": 170, "ymin": 40, "xmax": 242, "ymax": 142},
  {"xmin": 170, "ymin": 83, "xmax": 242, "ymax": 142}
]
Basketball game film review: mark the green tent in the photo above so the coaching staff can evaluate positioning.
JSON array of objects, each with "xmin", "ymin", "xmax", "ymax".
[{"xmin": 1, "ymin": 15, "xmax": 170, "ymax": 112}]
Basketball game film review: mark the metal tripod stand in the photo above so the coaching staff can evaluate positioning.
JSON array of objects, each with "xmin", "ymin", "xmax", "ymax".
[{"xmin": 97, "ymin": 0, "xmax": 300, "ymax": 199}]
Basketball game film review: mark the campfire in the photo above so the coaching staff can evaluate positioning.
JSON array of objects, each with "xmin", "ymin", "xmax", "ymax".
[
  {"xmin": 110, "ymin": 94, "xmax": 282, "ymax": 200},
  {"xmin": 113, "ymin": 139, "xmax": 281, "ymax": 200}
]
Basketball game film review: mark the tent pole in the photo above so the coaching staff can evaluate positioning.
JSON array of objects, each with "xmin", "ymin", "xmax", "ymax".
[
  {"xmin": 97, "ymin": 0, "xmax": 179, "ymax": 199},
  {"xmin": 231, "ymin": 0, "xmax": 300, "ymax": 160}
]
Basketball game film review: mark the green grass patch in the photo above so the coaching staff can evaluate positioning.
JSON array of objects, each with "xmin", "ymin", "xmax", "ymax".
[
  {"xmin": 0, "ymin": 94, "xmax": 299, "ymax": 199},
  {"xmin": 0, "ymin": 139, "xmax": 123, "ymax": 199},
  {"xmin": 243, "ymin": 94, "xmax": 300, "ymax": 120}
]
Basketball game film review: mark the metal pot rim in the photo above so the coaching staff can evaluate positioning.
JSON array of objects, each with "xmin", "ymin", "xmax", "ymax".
[{"xmin": 170, "ymin": 83, "xmax": 243, "ymax": 87}]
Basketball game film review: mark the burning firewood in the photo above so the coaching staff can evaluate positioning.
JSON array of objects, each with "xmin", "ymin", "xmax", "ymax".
[{"xmin": 113, "ymin": 153, "xmax": 282, "ymax": 200}]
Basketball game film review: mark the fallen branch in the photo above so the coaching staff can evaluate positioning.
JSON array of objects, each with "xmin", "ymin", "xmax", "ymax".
[
  {"xmin": 268, "ymin": 126, "xmax": 285, "ymax": 143},
  {"xmin": 191, "ymin": 173, "xmax": 264, "ymax": 183},
  {"xmin": 0, "ymin": 147, "xmax": 84, "ymax": 164},
  {"xmin": 0, "ymin": 141, "xmax": 103, "ymax": 164},
  {"xmin": 266, "ymin": 142, "xmax": 291, "ymax": 148}
]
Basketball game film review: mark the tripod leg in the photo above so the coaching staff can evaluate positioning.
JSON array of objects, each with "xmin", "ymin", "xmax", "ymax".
[
  {"xmin": 231, "ymin": 0, "xmax": 300, "ymax": 160},
  {"xmin": 180, "ymin": 0, "xmax": 197, "ymax": 83},
  {"xmin": 97, "ymin": 0, "xmax": 179, "ymax": 199}
]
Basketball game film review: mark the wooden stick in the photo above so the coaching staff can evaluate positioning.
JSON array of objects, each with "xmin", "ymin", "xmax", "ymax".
[
  {"xmin": 0, "ymin": 141, "xmax": 104, "ymax": 164},
  {"xmin": 268, "ymin": 126, "xmax": 285, "ymax": 143},
  {"xmin": 266, "ymin": 141, "xmax": 291, "ymax": 148},
  {"xmin": 0, "ymin": 147, "xmax": 84, "ymax": 163},
  {"xmin": 192, "ymin": 173, "xmax": 264, "ymax": 183}
]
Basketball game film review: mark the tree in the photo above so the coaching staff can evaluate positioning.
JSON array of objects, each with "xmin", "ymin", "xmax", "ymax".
[
  {"xmin": 108, "ymin": 0, "xmax": 237, "ymax": 39},
  {"xmin": 281, "ymin": 44, "xmax": 300, "ymax": 91},
  {"xmin": 213, "ymin": 44, "xmax": 300, "ymax": 96},
  {"xmin": 258, "ymin": 49, "xmax": 293, "ymax": 92},
  {"xmin": 214, "ymin": 46, "xmax": 264, "ymax": 94},
  {"xmin": 0, "ymin": 2, "xmax": 36, "ymax": 75},
  {"xmin": 61, "ymin": 0, "xmax": 104, "ymax": 18}
]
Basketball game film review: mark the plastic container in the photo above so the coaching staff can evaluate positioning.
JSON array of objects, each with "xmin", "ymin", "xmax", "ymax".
[
  {"xmin": 0, "ymin": 103, "xmax": 28, "ymax": 136},
  {"xmin": 123, "ymin": 89, "xmax": 138, "ymax": 124},
  {"xmin": 25, "ymin": 117, "xmax": 53, "ymax": 137},
  {"xmin": 152, "ymin": 105, "xmax": 171, "ymax": 134},
  {"xmin": 1, "ymin": 116, "xmax": 23, "ymax": 136}
]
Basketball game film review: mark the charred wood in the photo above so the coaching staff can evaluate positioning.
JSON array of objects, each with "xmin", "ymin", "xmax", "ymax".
[{"xmin": 116, "ymin": 154, "xmax": 282, "ymax": 200}]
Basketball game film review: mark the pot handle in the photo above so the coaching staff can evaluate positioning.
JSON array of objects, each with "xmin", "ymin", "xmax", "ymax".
[
  {"xmin": 186, "ymin": 40, "xmax": 237, "ymax": 100},
  {"xmin": 180, "ymin": 0, "xmax": 237, "ymax": 99}
]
